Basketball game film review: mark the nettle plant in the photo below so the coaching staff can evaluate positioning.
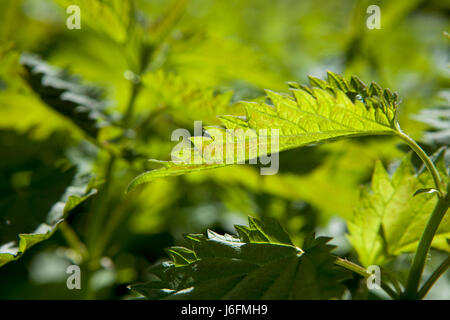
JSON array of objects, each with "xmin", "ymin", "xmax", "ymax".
[
  {"xmin": 0, "ymin": 0, "xmax": 448, "ymax": 301},
  {"xmin": 126, "ymin": 72, "xmax": 449, "ymax": 300}
]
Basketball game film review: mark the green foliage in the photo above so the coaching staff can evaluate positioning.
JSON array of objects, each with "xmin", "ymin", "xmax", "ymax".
[
  {"xmin": 138, "ymin": 70, "xmax": 237, "ymax": 125},
  {"xmin": 130, "ymin": 216, "xmax": 348, "ymax": 299},
  {"xmin": 0, "ymin": 130, "xmax": 97, "ymax": 267},
  {"xmin": 348, "ymin": 150, "xmax": 450, "ymax": 267},
  {"xmin": 0, "ymin": 0, "xmax": 448, "ymax": 301},
  {"xmin": 127, "ymin": 72, "xmax": 400, "ymax": 192}
]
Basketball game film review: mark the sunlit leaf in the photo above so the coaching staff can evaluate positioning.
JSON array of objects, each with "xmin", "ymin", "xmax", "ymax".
[
  {"xmin": 128, "ymin": 72, "xmax": 400, "ymax": 192},
  {"xmin": 347, "ymin": 150, "xmax": 450, "ymax": 267}
]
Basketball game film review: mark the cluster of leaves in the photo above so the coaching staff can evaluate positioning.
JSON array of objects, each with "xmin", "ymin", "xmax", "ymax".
[
  {"xmin": 126, "ymin": 71, "xmax": 449, "ymax": 299},
  {"xmin": 0, "ymin": 0, "xmax": 448, "ymax": 300}
]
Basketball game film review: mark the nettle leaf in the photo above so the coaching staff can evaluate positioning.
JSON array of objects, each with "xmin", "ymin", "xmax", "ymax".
[
  {"xmin": 127, "ymin": 72, "xmax": 399, "ymax": 192},
  {"xmin": 20, "ymin": 54, "xmax": 109, "ymax": 138},
  {"xmin": 0, "ymin": 131, "xmax": 97, "ymax": 267},
  {"xmin": 53, "ymin": 0, "xmax": 131, "ymax": 43},
  {"xmin": 130, "ymin": 216, "xmax": 348, "ymax": 300},
  {"xmin": 347, "ymin": 149, "xmax": 449, "ymax": 267}
]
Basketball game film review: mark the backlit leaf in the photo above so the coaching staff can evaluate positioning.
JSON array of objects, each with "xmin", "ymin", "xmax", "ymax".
[
  {"xmin": 127, "ymin": 72, "xmax": 400, "ymax": 192},
  {"xmin": 347, "ymin": 150, "xmax": 449, "ymax": 267}
]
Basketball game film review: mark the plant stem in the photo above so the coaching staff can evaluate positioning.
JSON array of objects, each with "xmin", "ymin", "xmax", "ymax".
[
  {"xmin": 380, "ymin": 282, "xmax": 399, "ymax": 300},
  {"xmin": 122, "ymin": 79, "xmax": 141, "ymax": 128},
  {"xmin": 418, "ymin": 256, "xmax": 450, "ymax": 299},
  {"xmin": 402, "ymin": 185, "xmax": 449, "ymax": 299},
  {"xmin": 87, "ymin": 154, "xmax": 116, "ymax": 259},
  {"xmin": 334, "ymin": 257, "xmax": 398, "ymax": 299},
  {"xmin": 384, "ymin": 270, "xmax": 403, "ymax": 295},
  {"xmin": 395, "ymin": 125, "xmax": 443, "ymax": 196},
  {"xmin": 394, "ymin": 123, "xmax": 450, "ymax": 298},
  {"xmin": 393, "ymin": 124, "xmax": 450, "ymax": 299},
  {"xmin": 335, "ymin": 257, "xmax": 367, "ymax": 277},
  {"xmin": 87, "ymin": 68, "xmax": 143, "ymax": 259},
  {"xmin": 59, "ymin": 221, "xmax": 88, "ymax": 260},
  {"xmin": 93, "ymin": 188, "xmax": 143, "ymax": 259}
]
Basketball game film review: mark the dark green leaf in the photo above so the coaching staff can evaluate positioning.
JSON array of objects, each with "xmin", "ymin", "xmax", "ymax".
[{"xmin": 130, "ymin": 216, "xmax": 348, "ymax": 299}]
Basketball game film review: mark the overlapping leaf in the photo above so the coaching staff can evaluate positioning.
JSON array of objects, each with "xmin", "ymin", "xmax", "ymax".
[
  {"xmin": 130, "ymin": 216, "xmax": 348, "ymax": 300},
  {"xmin": 128, "ymin": 72, "xmax": 400, "ymax": 192},
  {"xmin": 347, "ymin": 150, "xmax": 450, "ymax": 267}
]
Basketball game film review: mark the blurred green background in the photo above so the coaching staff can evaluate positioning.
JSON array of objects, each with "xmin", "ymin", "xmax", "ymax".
[{"xmin": 0, "ymin": 0, "xmax": 448, "ymax": 299}]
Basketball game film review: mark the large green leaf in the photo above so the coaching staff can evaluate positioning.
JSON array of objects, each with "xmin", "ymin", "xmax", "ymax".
[
  {"xmin": 0, "ymin": 130, "xmax": 97, "ymax": 267},
  {"xmin": 130, "ymin": 216, "xmax": 348, "ymax": 300},
  {"xmin": 127, "ymin": 72, "xmax": 399, "ymax": 192},
  {"xmin": 347, "ymin": 150, "xmax": 450, "ymax": 267}
]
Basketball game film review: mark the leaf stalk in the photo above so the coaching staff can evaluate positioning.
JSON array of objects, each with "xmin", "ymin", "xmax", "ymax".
[
  {"xmin": 395, "ymin": 123, "xmax": 443, "ymax": 197},
  {"xmin": 418, "ymin": 256, "xmax": 450, "ymax": 299},
  {"xmin": 334, "ymin": 257, "xmax": 398, "ymax": 299},
  {"xmin": 402, "ymin": 185, "xmax": 449, "ymax": 299}
]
